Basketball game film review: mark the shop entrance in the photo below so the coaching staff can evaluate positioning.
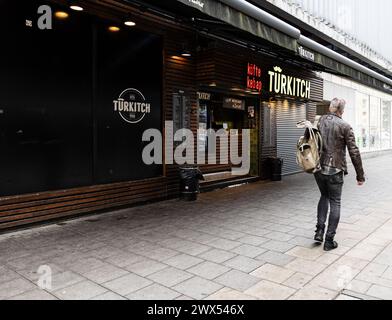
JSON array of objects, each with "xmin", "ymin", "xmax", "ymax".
[{"xmin": 197, "ymin": 92, "xmax": 259, "ymax": 184}]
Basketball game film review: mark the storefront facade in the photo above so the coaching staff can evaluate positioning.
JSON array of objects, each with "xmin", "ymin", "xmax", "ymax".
[
  {"xmin": 193, "ymin": 40, "xmax": 324, "ymax": 178},
  {"xmin": 0, "ymin": 0, "xmax": 323, "ymax": 230}
]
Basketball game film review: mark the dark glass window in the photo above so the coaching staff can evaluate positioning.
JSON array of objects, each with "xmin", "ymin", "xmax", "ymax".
[
  {"xmin": 95, "ymin": 24, "xmax": 163, "ymax": 183},
  {"xmin": 0, "ymin": 1, "xmax": 93, "ymax": 196},
  {"xmin": 0, "ymin": 1, "xmax": 163, "ymax": 196}
]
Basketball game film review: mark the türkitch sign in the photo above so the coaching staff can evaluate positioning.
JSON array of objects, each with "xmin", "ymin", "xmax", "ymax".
[{"xmin": 268, "ymin": 66, "xmax": 311, "ymax": 99}]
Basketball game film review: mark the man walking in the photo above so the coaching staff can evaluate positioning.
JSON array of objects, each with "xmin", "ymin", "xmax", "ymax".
[{"xmin": 313, "ymin": 98, "xmax": 365, "ymax": 251}]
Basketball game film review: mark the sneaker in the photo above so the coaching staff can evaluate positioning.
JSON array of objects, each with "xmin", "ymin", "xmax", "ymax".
[
  {"xmin": 324, "ymin": 238, "xmax": 338, "ymax": 251},
  {"xmin": 314, "ymin": 228, "xmax": 324, "ymax": 242}
]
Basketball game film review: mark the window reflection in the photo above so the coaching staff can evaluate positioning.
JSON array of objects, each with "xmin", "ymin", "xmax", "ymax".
[
  {"xmin": 381, "ymin": 100, "xmax": 392, "ymax": 149},
  {"xmin": 355, "ymin": 93, "xmax": 369, "ymax": 151},
  {"xmin": 369, "ymin": 96, "xmax": 381, "ymax": 151},
  {"xmin": 355, "ymin": 92, "xmax": 392, "ymax": 152}
]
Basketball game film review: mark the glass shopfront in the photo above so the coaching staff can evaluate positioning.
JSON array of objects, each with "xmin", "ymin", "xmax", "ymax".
[
  {"xmin": 354, "ymin": 92, "xmax": 392, "ymax": 152},
  {"xmin": 197, "ymin": 92, "xmax": 259, "ymax": 176},
  {"xmin": 355, "ymin": 92, "xmax": 370, "ymax": 151},
  {"xmin": 369, "ymin": 96, "xmax": 381, "ymax": 151},
  {"xmin": 381, "ymin": 100, "xmax": 392, "ymax": 150},
  {"xmin": 322, "ymin": 73, "xmax": 392, "ymax": 154}
]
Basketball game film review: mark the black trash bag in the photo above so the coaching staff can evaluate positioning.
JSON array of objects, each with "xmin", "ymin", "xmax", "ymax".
[
  {"xmin": 267, "ymin": 157, "xmax": 283, "ymax": 181},
  {"xmin": 179, "ymin": 166, "xmax": 204, "ymax": 201}
]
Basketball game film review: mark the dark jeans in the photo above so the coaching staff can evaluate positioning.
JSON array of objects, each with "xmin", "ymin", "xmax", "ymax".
[{"xmin": 314, "ymin": 171, "xmax": 344, "ymax": 239}]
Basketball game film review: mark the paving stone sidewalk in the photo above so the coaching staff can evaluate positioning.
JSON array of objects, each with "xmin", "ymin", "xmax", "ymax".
[{"xmin": 1, "ymin": 154, "xmax": 392, "ymax": 300}]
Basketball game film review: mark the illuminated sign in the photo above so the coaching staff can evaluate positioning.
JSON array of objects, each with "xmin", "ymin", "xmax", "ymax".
[
  {"xmin": 113, "ymin": 88, "xmax": 151, "ymax": 124},
  {"xmin": 223, "ymin": 97, "xmax": 245, "ymax": 111},
  {"xmin": 268, "ymin": 66, "xmax": 311, "ymax": 99},
  {"xmin": 247, "ymin": 63, "xmax": 262, "ymax": 92},
  {"xmin": 197, "ymin": 92, "xmax": 211, "ymax": 100}
]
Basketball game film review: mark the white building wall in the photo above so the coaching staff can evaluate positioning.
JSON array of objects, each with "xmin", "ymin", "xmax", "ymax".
[
  {"xmin": 320, "ymin": 72, "xmax": 392, "ymax": 153},
  {"xmin": 266, "ymin": 0, "xmax": 392, "ymax": 72},
  {"xmin": 323, "ymin": 78, "xmax": 356, "ymax": 129}
]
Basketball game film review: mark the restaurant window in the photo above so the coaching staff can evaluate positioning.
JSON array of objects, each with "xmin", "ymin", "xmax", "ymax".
[
  {"xmin": 0, "ymin": 1, "xmax": 93, "ymax": 196},
  {"xmin": 198, "ymin": 101, "xmax": 208, "ymax": 153},
  {"xmin": 381, "ymin": 100, "xmax": 392, "ymax": 149},
  {"xmin": 0, "ymin": 1, "xmax": 163, "ymax": 196},
  {"xmin": 95, "ymin": 24, "xmax": 163, "ymax": 184},
  {"xmin": 355, "ymin": 92, "xmax": 370, "ymax": 151},
  {"xmin": 173, "ymin": 90, "xmax": 192, "ymax": 144},
  {"xmin": 369, "ymin": 96, "xmax": 381, "ymax": 151}
]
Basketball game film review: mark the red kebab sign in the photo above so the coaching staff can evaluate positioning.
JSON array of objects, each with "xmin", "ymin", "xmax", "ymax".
[{"xmin": 247, "ymin": 63, "xmax": 262, "ymax": 92}]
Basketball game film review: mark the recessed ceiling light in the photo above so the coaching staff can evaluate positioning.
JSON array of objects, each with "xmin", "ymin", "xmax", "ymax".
[
  {"xmin": 124, "ymin": 20, "xmax": 136, "ymax": 27},
  {"xmin": 124, "ymin": 14, "xmax": 136, "ymax": 27},
  {"xmin": 55, "ymin": 11, "xmax": 69, "ymax": 19},
  {"xmin": 181, "ymin": 50, "xmax": 191, "ymax": 57},
  {"xmin": 70, "ymin": 5, "xmax": 83, "ymax": 11},
  {"xmin": 108, "ymin": 26, "xmax": 120, "ymax": 32},
  {"xmin": 180, "ymin": 43, "xmax": 191, "ymax": 57}
]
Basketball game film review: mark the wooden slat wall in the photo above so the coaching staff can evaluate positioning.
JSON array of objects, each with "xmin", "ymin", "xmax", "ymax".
[
  {"xmin": 163, "ymin": 30, "xmax": 198, "ymax": 197},
  {"xmin": 0, "ymin": 178, "xmax": 167, "ymax": 229}
]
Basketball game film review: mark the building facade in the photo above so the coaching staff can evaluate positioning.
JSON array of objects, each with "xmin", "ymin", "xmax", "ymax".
[{"xmin": 0, "ymin": 0, "xmax": 324, "ymax": 229}]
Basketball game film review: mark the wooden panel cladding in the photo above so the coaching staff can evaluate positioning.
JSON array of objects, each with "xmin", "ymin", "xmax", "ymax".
[
  {"xmin": 162, "ymin": 30, "xmax": 198, "ymax": 196},
  {"xmin": 0, "ymin": 177, "xmax": 167, "ymax": 230}
]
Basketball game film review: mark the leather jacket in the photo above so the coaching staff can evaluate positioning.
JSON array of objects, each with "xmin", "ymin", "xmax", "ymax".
[{"xmin": 317, "ymin": 113, "xmax": 365, "ymax": 182}]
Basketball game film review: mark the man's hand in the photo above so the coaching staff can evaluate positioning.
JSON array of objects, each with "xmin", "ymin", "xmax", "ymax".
[{"xmin": 357, "ymin": 181, "xmax": 365, "ymax": 186}]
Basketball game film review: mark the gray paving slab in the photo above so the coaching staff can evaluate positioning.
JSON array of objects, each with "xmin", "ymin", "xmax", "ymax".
[
  {"xmin": 1, "ymin": 154, "xmax": 392, "ymax": 300},
  {"xmin": 214, "ymin": 270, "xmax": 261, "ymax": 291}
]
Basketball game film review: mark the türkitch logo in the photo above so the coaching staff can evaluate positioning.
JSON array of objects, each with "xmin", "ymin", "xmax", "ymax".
[
  {"xmin": 188, "ymin": 0, "xmax": 205, "ymax": 9},
  {"xmin": 113, "ymin": 88, "xmax": 151, "ymax": 124}
]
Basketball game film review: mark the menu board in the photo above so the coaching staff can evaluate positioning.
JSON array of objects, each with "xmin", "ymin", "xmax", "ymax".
[{"xmin": 223, "ymin": 97, "xmax": 245, "ymax": 111}]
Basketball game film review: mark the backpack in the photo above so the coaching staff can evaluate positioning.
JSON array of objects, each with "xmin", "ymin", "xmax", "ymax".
[{"xmin": 296, "ymin": 120, "xmax": 323, "ymax": 174}]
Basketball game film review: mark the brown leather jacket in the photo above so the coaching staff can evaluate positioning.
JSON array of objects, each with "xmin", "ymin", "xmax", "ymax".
[{"xmin": 317, "ymin": 113, "xmax": 365, "ymax": 182}]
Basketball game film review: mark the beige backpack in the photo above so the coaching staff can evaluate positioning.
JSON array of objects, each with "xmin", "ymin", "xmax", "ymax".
[{"xmin": 296, "ymin": 119, "xmax": 322, "ymax": 174}]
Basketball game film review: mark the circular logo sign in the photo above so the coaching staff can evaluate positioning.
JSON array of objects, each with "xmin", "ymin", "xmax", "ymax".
[{"xmin": 113, "ymin": 88, "xmax": 151, "ymax": 124}]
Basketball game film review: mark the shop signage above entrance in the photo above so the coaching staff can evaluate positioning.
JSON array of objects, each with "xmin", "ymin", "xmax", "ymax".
[
  {"xmin": 384, "ymin": 84, "xmax": 392, "ymax": 92},
  {"xmin": 184, "ymin": 0, "xmax": 205, "ymax": 9},
  {"xmin": 223, "ymin": 97, "xmax": 245, "ymax": 111},
  {"xmin": 268, "ymin": 66, "xmax": 311, "ymax": 99},
  {"xmin": 113, "ymin": 88, "xmax": 151, "ymax": 124},
  {"xmin": 247, "ymin": 62, "xmax": 262, "ymax": 92},
  {"xmin": 197, "ymin": 92, "xmax": 211, "ymax": 100},
  {"xmin": 298, "ymin": 46, "xmax": 315, "ymax": 62}
]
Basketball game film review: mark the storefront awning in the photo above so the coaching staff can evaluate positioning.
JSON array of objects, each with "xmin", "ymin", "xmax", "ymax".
[
  {"xmin": 299, "ymin": 36, "xmax": 392, "ymax": 88},
  {"xmin": 176, "ymin": 0, "xmax": 298, "ymax": 52},
  {"xmin": 298, "ymin": 41, "xmax": 392, "ymax": 94},
  {"xmin": 130, "ymin": 0, "xmax": 392, "ymax": 93},
  {"xmin": 174, "ymin": 0, "xmax": 392, "ymax": 93}
]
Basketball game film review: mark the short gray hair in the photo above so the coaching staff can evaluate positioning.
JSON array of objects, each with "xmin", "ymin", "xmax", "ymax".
[{"xmin": 329, "ymin": 98, "xmax": 346, "ymax": 113}]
